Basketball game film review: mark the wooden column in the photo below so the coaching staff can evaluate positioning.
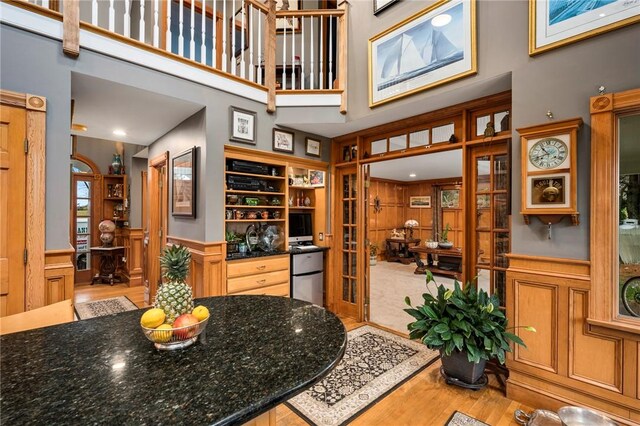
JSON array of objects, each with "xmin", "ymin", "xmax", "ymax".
[
  {"xmin": 62, "ymin": 0, "xmax": 80, "ymax": 57},
  {"xmin": 265, "ymin": 0, "xmax": 277, "ymax": 113},
  {"xmin": 338, "ymin": 0, "xmax": 349, "ymax": 114}
]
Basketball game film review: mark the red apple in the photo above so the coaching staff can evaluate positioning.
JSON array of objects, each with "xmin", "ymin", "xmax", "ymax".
[{"xmin": 173, "ymin": 313, "xmax": 199, "ymax": 339}]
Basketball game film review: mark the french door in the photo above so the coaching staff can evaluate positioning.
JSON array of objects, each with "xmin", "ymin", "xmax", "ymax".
[
  {"xmin": 469, "ymin": 143, "xmax": 510, "ymax": 307},
  {"xmin": 72, "ymin": 174, "xmax": 95, "ymax": 284}
]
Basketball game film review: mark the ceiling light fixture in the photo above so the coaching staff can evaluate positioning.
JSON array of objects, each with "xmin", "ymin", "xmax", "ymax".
[
  {"xmin": 113, "ymin": 129, "xmax": 127, "ymax": 137},
  {"xmin": 409, "ymin": 173, "xmax": 417, "ymax": 178},
  {"xmin": 432, "ymin": 14, "xmax": 452, "ymax": 27},
  {"xmin": 71, "ymin": 123, "xmax": 88, "ymax": 132},
  {"xmin": 599, "ymin": 13, "xmax": 606, "ymax": 17}
]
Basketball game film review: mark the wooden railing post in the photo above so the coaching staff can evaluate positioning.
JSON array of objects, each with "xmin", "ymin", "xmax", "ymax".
[
  {"xmin": 265, "ymin": 0, "xmax": 277, "ymax": 113},
  {"xmin": 338, "ymin": 0, "xmax": 348, "ymax": 114},
  {"xmin": 62, "ymin": 0, "xmax": 79, "ymax": 57}
]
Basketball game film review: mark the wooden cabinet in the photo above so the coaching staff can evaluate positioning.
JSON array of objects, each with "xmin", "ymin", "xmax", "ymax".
[
  {"xmin": 102, "ymin": 174, "xmax": 128, "ymax": 222},
  {"xmin": 227, "ymin": 255, "xmax": 290, "ymax": 296}
]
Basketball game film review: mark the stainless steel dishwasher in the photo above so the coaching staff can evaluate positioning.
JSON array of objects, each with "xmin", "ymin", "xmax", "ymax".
[{"xmin": 291, "ymin": 251, "xmax": 324, "ymax": 306}]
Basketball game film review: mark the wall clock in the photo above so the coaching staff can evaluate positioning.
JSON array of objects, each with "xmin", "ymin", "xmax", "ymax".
[{"xmin": 517, "ymin": 118, "xmax": 583, "ymax": 225}]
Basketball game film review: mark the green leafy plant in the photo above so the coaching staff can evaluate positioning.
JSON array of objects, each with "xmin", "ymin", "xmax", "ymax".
[
  {"xmin": 439, "ymin": 223, "xmax": 451, "ymax": 243},
  {"xmin": 404, "ymin": 271, "xmax": 533, "ymax": 364},
  {"xmin": 225, "ymin": 230, "xmax": 242, "ymax": 243},
  {"xmin": 369, "ymin": 242, "xmax": 379, "ymax": 256}
]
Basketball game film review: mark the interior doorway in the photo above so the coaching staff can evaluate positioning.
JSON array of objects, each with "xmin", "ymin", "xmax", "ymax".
[
  {"xmin": 365, "ymin": 150, "xmax": 464, "ymax": 333},
  {"xmin": 146, "ymin": 152, "xmax": 169, "ymax": 305}
]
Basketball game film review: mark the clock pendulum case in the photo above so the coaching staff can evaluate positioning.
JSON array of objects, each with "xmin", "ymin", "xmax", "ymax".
[{"xmin": 517, "ymin": 118, "xmax": 583, "ymax": 225}]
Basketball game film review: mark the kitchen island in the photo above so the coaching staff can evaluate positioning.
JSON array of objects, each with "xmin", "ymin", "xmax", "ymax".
[{"xmin": 0, "ymin": 296, "xmax": 346, "ymax": 425}]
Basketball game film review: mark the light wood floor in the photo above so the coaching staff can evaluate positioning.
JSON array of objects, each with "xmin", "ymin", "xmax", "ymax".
[
  {"xmin": 74, "ymin": 283, "xmax": 147, "ymax": 308},
  {"xmin": 276, "ymin": 317, "xmax": 532, "ymax": 426},
  {"xmin": 71, "ymin": 290, "xmax": 531, "ymax": 425}
]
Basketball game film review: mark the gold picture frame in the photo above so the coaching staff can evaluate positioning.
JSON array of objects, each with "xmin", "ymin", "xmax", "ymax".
[
  {"xmin": 529, "ymin": 0, "xmax": 640, "ymax": 56},
  {"xmin": 368, "ymin": 0, "xmax": 477, "ymax": 108}
]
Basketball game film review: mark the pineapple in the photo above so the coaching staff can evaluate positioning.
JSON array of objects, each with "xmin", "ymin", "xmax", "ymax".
[{"xmin": 154, "ymin": 244, "xmax": 193, "ymax": 324}]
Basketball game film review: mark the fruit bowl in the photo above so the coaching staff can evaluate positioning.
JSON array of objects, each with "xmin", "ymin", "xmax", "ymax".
[{"xmin": 141, "ymin": 316, "xmax": 209, "ymax": 350}]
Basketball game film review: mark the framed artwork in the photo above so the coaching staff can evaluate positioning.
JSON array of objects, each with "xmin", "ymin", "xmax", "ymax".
[
  {"xmin": 172, "ymin": 147, "xmax": 197, "ymax": 218},
  {"xmin": 229, "ymin": 107, "xmax": 256, "ymax": 144},
  {"xmin": 369, "ymin": 0, "xmax": 476, "ymax": 107},
  {"xmin": 276, "ymin": 0, "xmax": 302, "ymax": 32},
  {"xmin": 441, "ymin": 189, "xmax": 460, "ymax": 208},
  {"xmin": 230, "ymin": 6, "xmax": 250, "ymax": 58},
  {"xmin": 309, "ymin": 170, "xmax": 325, "ymax": 187},
  {"xmin": 273, "ymin": 128, "xmax": 294, "ymax": 153},
  {"xmin": 305, "ymin": 137, "xmax": 321, "ymax": 157},
  {"xmin": 374, "ymin": 0, "xmax": 400, "ymax": 16},
  {"xmin": 409, "ymin": 196, "xmax": 431, "ymax": 208},
  {"xmin": 529, "ymin": 0, "xmax": 640, "ymax": 56}
]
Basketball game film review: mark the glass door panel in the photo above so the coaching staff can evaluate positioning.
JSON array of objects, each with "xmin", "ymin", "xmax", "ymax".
[
  {"xmin": 336, "ymin": 167, "xmax": 359, "ymax": 318},
  {"xmin": 72, "ymin": 174, "xmax": 94, "ymax": 284}
]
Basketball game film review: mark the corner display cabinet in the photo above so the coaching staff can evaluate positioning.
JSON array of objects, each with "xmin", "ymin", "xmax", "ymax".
[{"xmin": 517, "ymin": 118, "xmax": 582, "ymax": 226}]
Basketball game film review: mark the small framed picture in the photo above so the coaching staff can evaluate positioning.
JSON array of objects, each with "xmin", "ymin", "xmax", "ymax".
[
  {"xmin": 373, "ymin": 0, "xmax": 400, "ymax": 15},
  {"xmin": 441, "ymin": 189, "xmax": 460, "ymax": 208},
  {"xmin": 229, "ymin": 107, "xmax": 256, "ymax": 144},
  {"xmin": 172, "ymin": 147, "xmax": 197, "ymax": 218},
  {"xmin": 273, "ymin": 128, "xmax": 294, "ymax": 153},
  {"xmin": 309, "ymin": 170, "xmax": 325, "ymax": 188},
  {"xmin": 305, "ymin": 137, "xmax": 321, "ymax": 157},
  {"xmin": 409, "ymin": 196, "xmax": 431, "ymax": 208}
]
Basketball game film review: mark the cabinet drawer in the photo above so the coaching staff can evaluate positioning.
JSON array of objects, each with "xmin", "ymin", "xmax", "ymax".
[
  {"xmin": 227, "ymin": 255, "xmax": 289, "ymax": 278},
  {"xmin": 234, "ymin": 282, "xmax": 290, "ymax": 297},
  {"xmin": 228, "ymin": 270, "xmax": 290, "ymax": 294}
]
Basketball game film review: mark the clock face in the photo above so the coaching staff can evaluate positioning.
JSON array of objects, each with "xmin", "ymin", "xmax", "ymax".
[
  {"xmin": 528, "ymin": 137, "xmax": 568, "ymax": 169},
  {"xmin": 531, "ymin": 176, "xmax": 565, "ymax": 205}
]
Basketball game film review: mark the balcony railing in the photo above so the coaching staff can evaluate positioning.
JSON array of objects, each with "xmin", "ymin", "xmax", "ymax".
[{"xmin": 8, "ymin": 0, "xmax": 347, "ymax": 112}]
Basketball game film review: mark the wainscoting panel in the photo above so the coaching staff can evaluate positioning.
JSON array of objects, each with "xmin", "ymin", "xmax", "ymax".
[
  {"xmin": 506, "ymin": 254, "xmax": 640, "ymax": 425},
  {"xmin": 123, "ymin": 228, "xmax": 143, "ymax": 287},
  {"xmin": 513, "ymin": 280, "xmax": 558, "ymax": 373},
  {"xmin": 44, "ymin": 248, "xmax": 74, "ymax": 305},
  {"xmin": 570, "ymin": 290, "xmax": 622, "ymax": 392},
  {"xmin": 166, "ymin": 237, "xmax": 226, "ymax": 298}
]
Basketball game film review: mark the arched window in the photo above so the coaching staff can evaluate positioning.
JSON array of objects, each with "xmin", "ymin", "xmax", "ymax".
[{"xmin": 71, "ymin": 159, "xmax": 93, "ymax": 174}]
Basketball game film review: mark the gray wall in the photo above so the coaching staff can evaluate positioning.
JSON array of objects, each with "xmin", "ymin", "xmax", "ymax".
[
  {"xmin": 129, "ymin": 157, "xmax": 147, "ymax": 229},
  {"xmin": 0, "ymin": 24, "xmax": 330, "ymax": 249},
  {"xmin": 148, "ymin": 109, "xmax": 207, "ymax": 241},
  {"xmin": 344, "ymin": 0, "xmax": 640, "ymax": 260}
]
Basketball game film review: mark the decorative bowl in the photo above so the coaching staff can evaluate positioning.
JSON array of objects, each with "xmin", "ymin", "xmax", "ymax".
[
  {"xmin": 426, "ymin": 241, "xmax": 439, "ymax": 249},
  {"xmin": 438, "ymin": 241, "xmax": 454, "ymax": 249},
  {"xmin": 141, "ymin": 316, "xmax": 209, "ymax": 350}
]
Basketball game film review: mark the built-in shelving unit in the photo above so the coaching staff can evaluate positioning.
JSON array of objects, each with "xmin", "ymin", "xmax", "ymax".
[{"xmin": 102, "ymin": 174, "xmax": 128, "ymax": 223}]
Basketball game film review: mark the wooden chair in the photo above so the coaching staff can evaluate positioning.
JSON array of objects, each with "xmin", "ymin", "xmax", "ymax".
[{"xmin": 0, "ymin": 299, "xmax": 75, "ymax": 335}]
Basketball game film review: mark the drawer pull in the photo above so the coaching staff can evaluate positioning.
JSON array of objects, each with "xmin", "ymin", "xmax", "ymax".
[
  {"xmin": 256, "ymin": 265, "xmax": 266, "ymax": 270},
  {"xmin": 257, "ymin": 279, "xmax": 266, "ymax": 284}
]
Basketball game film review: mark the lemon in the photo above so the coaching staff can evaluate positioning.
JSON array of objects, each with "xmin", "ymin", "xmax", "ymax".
[
  {"xmin": 151, "ymin": 324, "xmax": 173, "ymax": 343},
  {"xmin": 192, "ymin": 305, "xmax": 210, "ymax": 322},
  {"xmin": 140, "ymin": 308, "xmax": 166, "ymax": 328}
]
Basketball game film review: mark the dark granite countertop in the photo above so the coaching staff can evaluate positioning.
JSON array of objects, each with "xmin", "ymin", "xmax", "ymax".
[
  {"xmin": 0, "ymin": 296, "xmax": 346, "ymax": 425},
  {"xmin": 226, "ymin": 250, "xmax": 289, "ymax": 261}
]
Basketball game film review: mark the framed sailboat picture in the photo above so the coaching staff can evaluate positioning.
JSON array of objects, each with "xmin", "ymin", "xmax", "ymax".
[{"xmin": 368, "ymin": 0, "xmax": 477, "ymax": 107}]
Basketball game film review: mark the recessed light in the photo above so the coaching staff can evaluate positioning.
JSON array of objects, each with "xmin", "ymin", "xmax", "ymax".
[
  {"xmin": 599, "ymin": 13, "xmax": 606, "ymax": 17},
  {"xmin": 71, "ymin": 123, "xmax": 88, "ymax": 132},
  {"xmin": 409, "ymin": 173, "xmax": 417, "ymax": 178},
  {"xmin": 432, "ymin": 14, "xmax": 452, "ymax": 27},
  {"xmin": 113, "ymin": 129, "xmax": 127, "ymax": 137}
]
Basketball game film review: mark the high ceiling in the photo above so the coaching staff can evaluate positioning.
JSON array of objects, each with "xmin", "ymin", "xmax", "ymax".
[
  {"xmin": 369, "ymin": 150, "xmax": 463, "ymax": 181},
  {"xmin": 71, "ymin": 73, "xmax": 204, "ymax": 145}
]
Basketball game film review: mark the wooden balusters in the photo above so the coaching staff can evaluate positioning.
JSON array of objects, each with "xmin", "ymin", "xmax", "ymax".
[
  {"xmin": 301, "ymin": 16, "xmax": 305, "ymax": 90},
  {"xmin": 178, "ymin": 0, "xmax": 184, "ymax": 57},
  {"xmin": 153, "ymin": 0, "xmax": 159, "ymax": 47},
  {"xmin": 189, "ymin": 0, "xmax": 195, "ymax": 60},
  {"xmin": 310, "ymin": 16, "xmax": 315, "ymax": 90},
  {"xmin": 139, "ymin": 0, "xmax": 145, "ymax": 43},
  {"xmin": 212, "ymin": 0, "xmax": 218, "ymax": 69},
  {"xmin": 248, "ymin": 4, "xmax": 254, "ymax": 82},
  {"xmin": 200, "ymin": 0, "xmax": 206, "ymax": 64},
  {"xmin": 257, "ymin": 8, "xmax": 263, "ymax": 84},
  {"xmin": 328, "ymin": 16, "xmax": 333, "ymax": 89},
  {"xmin": 91, "ymin": 0, "xmax": 97, "ymax": 26},
  {"xmin": 319, "ymin": 16, "xmax": 324, "ymax": 90},
  {"xmin": 108, "ymin": 0, "xmax": 115, "ymax": 32},
  {"xmin": 124, "ymin": 0, "xmax": 131, "ymax": 38},
  {"xmin": 282, "ymin": 22, "xmax": 287, "ymax": 90},
  {"xmin": 291, "ymin": 13, "xmax": 296, "ymax": 90},
  {"xmin": 222, "ymin": 0, "xmax": 228, "ymax": 72},
  {"xmin": 166, "ymin": 0, "xmax": 172, "ymax": 52},
  {"xmin": 240, "ymin": 0, "xmax": 246, "ymax": 79}
]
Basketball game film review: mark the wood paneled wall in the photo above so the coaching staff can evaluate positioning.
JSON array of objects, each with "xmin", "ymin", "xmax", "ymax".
[
  {"xmin": 368, "ymin": 178, "xmax": 463, "ymax": 259},
  {"xmin": 44, "ymin": 248, "xmax": 74, "ymax": 305},
  {"xmin": 166, "ymin": 237, "xmax": 226, "ymax": 298},
  {"xmin": 506, "ymin": 255, "xmax": 640, "ymax": 425},
  {"xmin": 123, "ymin": 228, "xmax": 144, "ymax": 287}
]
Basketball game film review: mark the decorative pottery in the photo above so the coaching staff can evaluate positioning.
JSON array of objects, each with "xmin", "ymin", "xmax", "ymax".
[
  {"xmin": 426, "ymin": 241, "xmax": 439, "ymax": 249},
  {"xmin": 261, "ymin": 211, "xmax": 269, "ymax": 219},
  {"xmin": 438, "ymin": 241, "xmax": 454, "ymax": 249},
  {"xmin": 304, "ymin": 196, "xmax": 311, "ymax": 207},
  {"xmin": 111, "ymin": 154, "xmax": 123, "ymax": 175},
  {"xmin": 98, "ymin": 220, "xmax": 116, "ymax": 247},
  {"xmin": 246, "ymin": 211, "xmax": 258, "ymax": 220}
]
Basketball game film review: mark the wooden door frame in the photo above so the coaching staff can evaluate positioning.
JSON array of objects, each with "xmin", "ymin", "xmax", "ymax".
[
  {"xmin": 147, "ymin": 152, "xmax": 169, "ymax": 302},
  {"xmin": 0, "ymin": 90, "xmax": 47, "ymax": 311}
]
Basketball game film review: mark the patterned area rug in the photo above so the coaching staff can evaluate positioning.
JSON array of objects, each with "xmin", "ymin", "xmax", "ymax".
[
  {"xmin": 287, "ymin": 325, "xmax": 439, "ymax": 426},
  {"xmin": 445, "ymin": 411, "xmax": 489, "ymax": 426},
  {"xmin": 74, "ymin": 296, "xmax": 138, "ymax": 320}
]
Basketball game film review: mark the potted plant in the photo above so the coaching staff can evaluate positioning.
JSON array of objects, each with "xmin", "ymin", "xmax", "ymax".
[
  {"xmin": 369, "ymin": 242, "xmax": 378, "ymax": 266},
  {"xmin": 225, "ymin": 230, "xmax": 242, "ymax": 253},
  {"xmin": 404, "ymin": 271, "xmax": 533, "ymax": 386},
  {"xmin": 438, "ymin": 223, "xmax": 453, "ymax": 249}
]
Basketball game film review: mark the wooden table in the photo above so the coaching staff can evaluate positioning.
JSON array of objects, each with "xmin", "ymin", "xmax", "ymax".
[
  {"xmin": 409, "ymin": 246, "xmax": 463, "ymax": 279},
  {"xmin": 89, "ymin": 245, "xmax": 125, "ymax": 285},
  {"xmin": 385, "ymin": 238, "xmax": 421, "ymax": 265}
]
